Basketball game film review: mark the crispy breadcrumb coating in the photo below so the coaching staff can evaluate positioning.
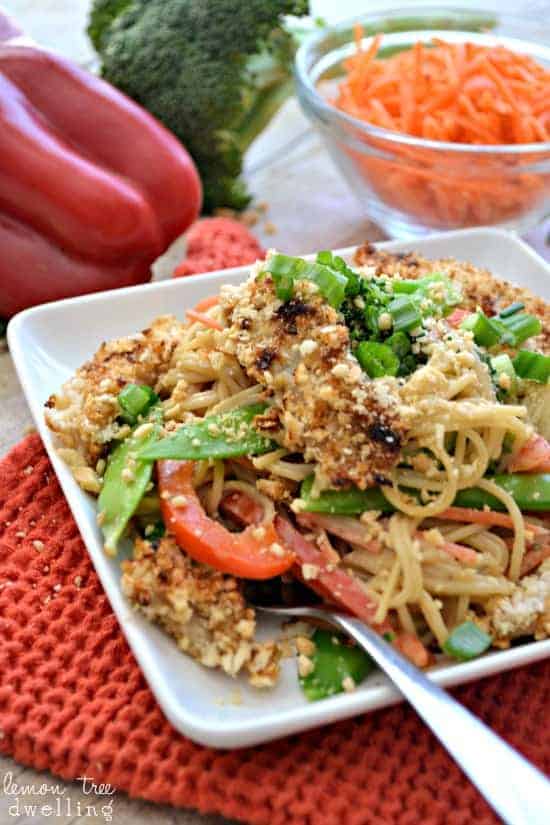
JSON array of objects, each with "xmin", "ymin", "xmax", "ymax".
[
  {"xmin": 220, "ymin": 274, "xmax": 406, "ymax": 490},
  {"xmin": 45, "ymin": 316, "xmax": 184, "ymax": 465},
  {"xmin": 484, "ymin": 559, "xmax": 550, "ymax": 643},
  {"xmin": 121, "ymin": 536, "xmax": 280, "ymax": 687}
]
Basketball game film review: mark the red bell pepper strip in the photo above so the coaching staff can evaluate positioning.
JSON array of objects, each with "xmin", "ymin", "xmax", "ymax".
[
  {"xmin": 0, "ymin": 46, "xmax": 201, "ymax": 316},
  {"xmin": 274, "ymin": 515, "xmax": 392, "ymax": 632},
  {"xmin": 507, "ymin": 435, "xmax": 550, "ymax": 473},
  {"xmin": 220, "ymin": 488, "xmax": 390, "ymax": 629},
  {"xmin": 157, "ymin": 460, "xmax": 295, "ymax": 580}
]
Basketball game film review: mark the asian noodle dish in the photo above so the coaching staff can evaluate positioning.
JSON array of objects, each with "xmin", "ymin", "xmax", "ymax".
[{"xmin": 46, "ymin": 244, "xmax": 550, "ymax": 697}]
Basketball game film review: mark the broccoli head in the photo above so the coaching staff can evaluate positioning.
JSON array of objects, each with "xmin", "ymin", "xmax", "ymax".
[{"xmin": 89, "ymin": 0, "xmax": 309, "ymax": 212}]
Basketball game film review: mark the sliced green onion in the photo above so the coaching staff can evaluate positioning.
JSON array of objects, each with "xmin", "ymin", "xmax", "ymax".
[
  {"xmin": 443, "ymin": 622, "xmax": 492, "ymax": 661},
  {"xmin": 490, "ymin": 353, "xmax": 517, "ymax": 395},
  {"xmin": 513, "ymin": 350, "xmax": 550, "ymax": 383},
  {"xmin": 316, "ymin": 251, "xmax": 358, "ymax": 295},
  {"xmin": 266, "ymin": 254, "xmax": 348, "ymax": 309},
  {"xmin": 462, "ymin": 307, "xmax": 541, "ymax": 348},
  {"xmin": 461, "ymin": 311, "xmax": 502, "ymax": 348},
  {"xmin": 392, "ymin": 273, "xmax": 461, "ymax": 313},
  {"xmin": 356, "ymin": 341, "xmax": 399, "ymax": 378},
  {"xmin": 498, "ymin": 301, "xmax": 525, "ymax": 319},
  {"xmin": 391, "ymin": 279, "xmax": 421, "ymax": 294},
  {"xmin": 388, "ymin": 295, "xmax": 422, "ymax": 333},
  {"xmin": 309, "ymin": 263, "xmax": 349, "ymax": 309},
  {"xmin": 118, "ymin": 384, "xmax": 159, "ymax": 425},
  {"xmin": 499, "ymin": 312, "xmax": 541, "ymax": 345},
  {"xmin": 363, "ymin": 305, "xmax": 382, "ymax": 336},
  {"xmin": 386, "ymin": 331, "xmax": 411, "ymax": 359}
]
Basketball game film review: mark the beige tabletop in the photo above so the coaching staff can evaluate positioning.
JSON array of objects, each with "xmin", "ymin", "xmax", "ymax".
[{"xmin": 1, "ymin": 1, "xmax": 549, "ymax": 824}]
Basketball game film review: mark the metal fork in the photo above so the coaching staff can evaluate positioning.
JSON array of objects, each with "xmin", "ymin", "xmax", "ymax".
[{"xmin": 255, "ymin": 603, "xmax": 550, "ymax": 825}]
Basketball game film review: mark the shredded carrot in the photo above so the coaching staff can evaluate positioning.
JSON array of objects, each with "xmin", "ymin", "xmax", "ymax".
[
  {"xmin": 185, "ymin": 308, "xmax": 222, "ymax": 330},
  {"xmin": 194, "ymin": 295, "xmax": 219, "ymax": 313},
  {"xmin": 394, "ymin": 632, "xmax": 432, "ymax": 668},
  {"xmin": 335, "ymin": 35, "xmax": 550, "ymax": 228},
  {"xmin": 508, "ymin": 435, "xmax": 550, "ymax": 474},
  {"xmin": 438, "ymin": 506, "xmax": 547, "ymax": 536}
]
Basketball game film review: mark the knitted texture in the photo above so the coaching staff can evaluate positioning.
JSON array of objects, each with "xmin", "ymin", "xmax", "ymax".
[
  {"xmin": 1, "ymin": 435, "xmax": 549, "ymax": 824},
  {"xmin": 173, "ymin": 218, "xmax": 265, "ymax": 278}
]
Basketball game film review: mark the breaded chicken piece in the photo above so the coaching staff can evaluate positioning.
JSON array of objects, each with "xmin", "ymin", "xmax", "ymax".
[
  {"xmin": 45, "ymin": 316, "xmax": 184, "ymax": 468},
  {"xmin": 484, "ymin": 559, "xmax": 550, "ymax": 643},
  {"xmin": 121, "ymin": 536, "xmax": 280, "ymax": 687},
  {"xmin": 354, "ymin": 244, "xmax": 549, "ymax": 353},
  {"xmin": 220, "ymin": 272, "xmax": 406, "ymax": 490}
]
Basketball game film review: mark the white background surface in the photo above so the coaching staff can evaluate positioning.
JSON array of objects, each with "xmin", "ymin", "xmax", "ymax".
[{"xmin": 1, "ymin": 2, "xmax": 550, "ymax": 824}]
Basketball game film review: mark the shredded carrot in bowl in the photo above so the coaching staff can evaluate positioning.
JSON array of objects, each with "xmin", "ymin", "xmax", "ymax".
[
  {"xmin": 337, "ymin": 32, "xmax": 550, "ymax": 144},
  {"xmin": 333, "ymin": 33, "xmax": 550, "ymax": 228}
]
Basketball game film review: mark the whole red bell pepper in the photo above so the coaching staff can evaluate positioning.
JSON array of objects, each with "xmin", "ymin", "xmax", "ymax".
[{"xmin": 0, "ymin": 45, "xmax": 202, "ymax": 316}]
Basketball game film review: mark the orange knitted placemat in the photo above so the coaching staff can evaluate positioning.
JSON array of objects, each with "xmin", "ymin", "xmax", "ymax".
[{"xmin": 1, "ymin": 434, "xmax": 549, "ymax": 824}]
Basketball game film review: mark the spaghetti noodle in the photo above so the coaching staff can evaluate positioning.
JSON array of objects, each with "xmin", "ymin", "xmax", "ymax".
[{"xmin": 46, "ymin": 246, "xmax": 550, "ymax": 680}]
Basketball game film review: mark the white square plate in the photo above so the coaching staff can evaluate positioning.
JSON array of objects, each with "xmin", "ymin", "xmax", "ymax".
[{"xmin": 8, "ymin": 228, "xmax": 550, "ymax": 748}]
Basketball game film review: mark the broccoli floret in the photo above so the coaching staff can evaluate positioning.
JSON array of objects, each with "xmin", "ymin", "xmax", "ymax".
[
  {"xmin": 89, "ymin": 0, "xmax": 309, "ymax": 212},
  {"xmin": 88, "ymin": 0, "xmax": 134, "ymax": 51}
]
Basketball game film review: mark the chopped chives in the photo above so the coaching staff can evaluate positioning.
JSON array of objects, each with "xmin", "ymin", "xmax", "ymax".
[
  {"xmin": 266, "ymin": 254, "xmax": 348, "ymax": 309},
  {"xmin": 356, "ymin": 341, "xmax": 399, "ymax": 378},
  {"xmin": 499, "ymin": 312, "xmax": 541, "ymax": 345},
  {"xmin": 388, "ymin": 295, "xmax": 422, "ymax": 333},
  {"xmin": 513, "ymin": 350, "xmax": 550, "ymax": 383},
  {"xmin": 490, "ymin": 353, "xmax": 516, "ymax": 394},
  {"xmin": 386, "ymin": 331, "xmax": 411, "ymax": 359},
  {"xmin": 118, "ymin": 384, "xmax": 159, "ymax": 424},
  {"xmin": 498, "ymin": 301, "xmax": 525, "ymax": 319},
  {"xmin": 461, "ymin": 311, "xmax": 502, "ymax": 347}
]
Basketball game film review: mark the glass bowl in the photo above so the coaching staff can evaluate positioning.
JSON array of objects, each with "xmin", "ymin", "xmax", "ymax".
[{"xmin": 295, "ymin": 7, "xmax": 550, "ymax": 238}]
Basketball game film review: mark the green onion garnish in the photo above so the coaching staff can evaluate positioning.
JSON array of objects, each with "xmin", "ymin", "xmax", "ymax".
[
  {"xmin": 513, "ymin": 350, "xmax": 550, "ymax": 383},
  {"xmin": 443, "ymin": 621, "xmax": 492, "ymax": 661},
  {"xmin": 388, "ymin": 295, "xmax": 422, "ymax": 333},
  {"xmin": 490, "ymin": 353, "xmax": 517, "ymax": 395},
  {"xmin": 386, "ymin": 331, "xmax": 411, "ymax": 359},
  {"xmin": 391, "ymin": 274, "xmax": 461, "ymax": 313},
  {"xmin": 462, "ymin": 308, "xmax": 541, "ymax": 348},
  {"xmin": 391, "ymin": 279, "xmax": 421, "ymax": 294},
  {"xmin": 356, "ymin": 341, "xmax": 399, "ymax": 378},
  {"xmin": 461, "ymin": 311, "xmax": 502, "ymax": 347},
  {"xmin": 499, "ymin": 312, "xmax": 541, "ymax": 346},
  {"xmin": 266, "ymin": 254, "xmax": 348, "ymax": 309},
  {"xmin": 118, "ymin": 384, "xmax": 159, "ymax": 425},
  {"xmin": 498, "ymin": 301, "xmax": 525, "ymax": 319}
]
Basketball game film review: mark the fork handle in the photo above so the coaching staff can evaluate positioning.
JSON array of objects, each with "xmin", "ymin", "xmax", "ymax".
[{"xmin": 334, "ymin": 614, "xmax": 550, "ymax": 825}]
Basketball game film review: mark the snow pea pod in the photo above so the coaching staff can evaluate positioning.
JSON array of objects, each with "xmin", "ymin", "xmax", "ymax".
[
  {"xmin": 138, "ymin": 403, "xmax": 276, "ymax": 461},
  {"xmin": 454, "ymin": 473, "xmax": 550, "ymax": 512},
  {"xmin": 300, "ymin": 473, "xmax": 550, "ymax": 515},
  {"xmin": 98, "ymin": 410, "xmax": 162, "ymax": 556},
  {"xmin": 299, "ymin": 629, "xmax": 375, "ymax": 701},
  {"xmin": 299, "ymin": 475, "xmax": 395, "ymax": 514}
]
